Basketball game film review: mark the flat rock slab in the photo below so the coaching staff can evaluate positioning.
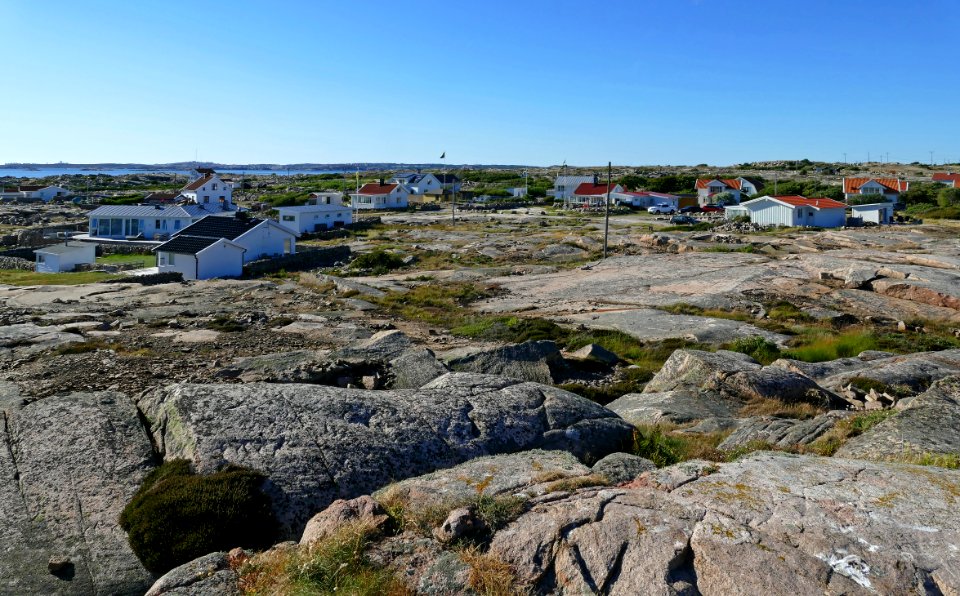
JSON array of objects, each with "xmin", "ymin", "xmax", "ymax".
[
  {"xmin": 837, "ymin": 376, "xmax": 960, "ymax": 460},
  {"xmin": 151, "ymin": 329, "xmax": 221, "ymax": 343},
  {"xmin": 0, "ymin": 392, "xmax": 155, "ymax": 595},
  {"xmin": 491, "ymin": 453, "xmax": 960, "ymax": 595},
  {"xmin": 563, "ymin": 308, "xmax": 789, "ymax": 345},
  {"xmin": 0, "ymin": 323, "xmax": 85, "ymax": 361},
  {"xmin": 138, "ymin": 373, "xmax": 634, "ymax": 538},
  {"xmin": 608, "ymin": 390, "xmax": 738, "ymax": 425},
  {"xmin": 376, "ymin": 450, "xmax": 592, "ymax": 506}
]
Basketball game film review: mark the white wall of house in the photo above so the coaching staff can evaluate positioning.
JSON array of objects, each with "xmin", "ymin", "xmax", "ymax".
[
  {"xmin": 277, "ymin": 207, "xmax": 353, "ymax": 234},
  {"xmin": 851, "ymin": 203, "xmax": 894, "ymax": 224},
  {"xmin": 846, "ymin": 181, "xmax": 899, "ymax": 203},
  {"xmin": 351, "ymin": 188, "xmax": 409, "ymax": 210},
  {"xmin": 744, "ymin": 199, "xmax": 843, "ymax": 227},
  {"xmin": 157, "ymin": 251, "xmax": 198, "ymax": 280},
  {"xmin": 157, "ymin": 241, "xmax": 245, "ymax": 280},
  {"xmin": 235, "ymin": 223, "xmax": 297, "ymax": 263},
  {"xmin": 182, "ymin": 175, "xmax": 233, "ymax": 208},
  {"xmin": 89, "ymin": 214, "xmax": 195, "ymax": 240},
  {"xmin": 34, "ymin": 244, "xmax": 96, "ymax": 273}
]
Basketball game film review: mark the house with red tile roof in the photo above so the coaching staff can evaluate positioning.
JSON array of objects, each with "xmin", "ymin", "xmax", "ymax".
[
  {"xmin": 350, "ymin": 181, "xmax": 410, "ymax": 210},
  {"xmin": 842, "ymin": 177, "xmax": 908, "ymax": 202},
  {"xmin": 933, "ymin": 172, "xmax": 960, "ymax": 189},
  {"xmin": 568, "ymin": 182, "xmax": 624, "ymax": 209},
  {"xmin": 695, "ymin": 177, "xmax": 762, "ymax": 206},
  {"xmin": 729, "ymin": 195, "xmax": 847, "ymax": 228},
  {"xmin": 180, "ymin": 170, "xmax": 234, "ymax": 210}
]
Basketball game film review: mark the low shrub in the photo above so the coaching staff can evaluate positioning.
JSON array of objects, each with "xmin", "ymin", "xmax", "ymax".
[
  {"xmin": 348, "ymin": 249, "xmax": 406, "ymax": 275},
  {"xmin": 727, "ymin": 336, "xmax": 782, "ymax": 365},
  {"xmin": 205, "ymin": 316, "xmax": 248, "ymax": 333},
  {"xmin": 119, "ymin": 460, "xmax": 278, "ymax": 574}
]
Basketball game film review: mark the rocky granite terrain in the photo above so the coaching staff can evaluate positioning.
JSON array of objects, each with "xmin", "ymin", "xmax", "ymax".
[{"xmin": 1, "ymin": 213, "xmax": 959, "ymax": 594}]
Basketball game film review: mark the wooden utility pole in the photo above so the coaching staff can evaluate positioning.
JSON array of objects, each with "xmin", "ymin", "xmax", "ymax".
[{"xmin": 603, "ymin": 161, "xmax": 611, "ymax": 259}]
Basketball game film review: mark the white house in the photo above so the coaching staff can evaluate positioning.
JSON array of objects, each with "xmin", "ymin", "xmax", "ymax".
[
  {"xmin": 851, "ymin": 202, "xmax": 895, "ymax": 225},
  {"xmin": 567, "ymin": 182, "xmax": 624, "ymax": 209},
  {"xmin": 391, "ymin": 172, "xmax": 444, "ymax": 195},
  {"xmin": 0, "ymin": 185, "xmax": 71, "ymax": 201},
  {"xmin": 507, "ymin": 187, "xmax": 528, "ymax": 198},
  {"xmin": 695, "ymin": 177, "xmax": 762, "ymax": 205},
  {"xmin": 87, "ymin": 203, "xmax": 233, "ymax": 241},
  {"xmin": 173, "ymin": 215, "xmax": 297, "ymax": 263},
  {"xmin": 613, "ymin": 191, "xmax": 679, "ymax": 210},
  {"xmin": 732, "ymin": 195, "xmax": 847, "ymax": 228},
  {"xmin": 180, "ymin": 169, "xmax": 234, "ymax": 210},
  {"xmin": 276, "ymin": 192, "xmax": 353, "ymax": 234},
  {"xmin": 351, "ymin": 182, "xmax": 410, "ymax": 210},
  {"xmin": 548, "ymin": 175, "xmax": 596, "ymax": 201},
  {"xmin": 435, "ymin": 173, "xmax": 462, "ymax": 193},
  {"xmin": 33, "ymin": 242, "xmax": 96, "ymax": 273},
  {"xmin": 155, "ymin": 236, "xmax": 246, "ymax": 280},
  {"xmin": 843, "ymin": 177, "xmax": 908, "ymax": 202}
]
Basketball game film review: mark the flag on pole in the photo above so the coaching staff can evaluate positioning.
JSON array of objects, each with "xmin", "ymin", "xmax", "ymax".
[{"xmin": 440, "ymin": 152, "xmax": 446, "ymax": 159}]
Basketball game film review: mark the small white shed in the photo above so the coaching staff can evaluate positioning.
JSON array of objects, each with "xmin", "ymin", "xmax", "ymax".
[
  {"xmin": 155, "ymin": 236, "xmax": 246, "ymax": 281},
  {"xmin": 851, "ymin": 202, "xmax": 894, "ymax": 225},
  {"xmin": 34, "ymin": 243, "xmax": 96, "ymax": 273}
]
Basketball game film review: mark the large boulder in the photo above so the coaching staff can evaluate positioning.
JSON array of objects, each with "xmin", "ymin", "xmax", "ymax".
[
  {"xmin": 0, "ymin": 392, "xmax": 156, "ymax": 595},
  {"xmin": 642, "ymin": 349, "xmax": 760, "ymax": 393},
  {"xmin": 607, "ymin": 390, "xmax": 738, "ymax": 425},
  {"xmin": 137, "ymin": 373, "xmax": 633, "ymax": 538},
  {"xmin": 836, "ymin": 376, "xmax": 960, "ymax": 461},
  {"xmin": 717, "ymin": 411, "xmax": 853, "ymax": 450},
  {"xmin": 443, "ymin": 340, "xmax": 565, "ymax": 384},
  {"xmin": 490, "ymin": 453, "xmax": 960, "ymax": 594}
]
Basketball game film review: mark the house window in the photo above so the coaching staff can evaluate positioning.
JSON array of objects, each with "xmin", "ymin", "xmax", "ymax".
[
  {"xmin": 174, "ymin": 220, "xmax": 181, "ymax": 230},
  {"xmin": 204, "ymin": 196, "xmax": 210, "ymax": 203},
  {"xmin": 212, "ymin": 184, "xmax": 218, "ymax": 191},
  {"xmin": 161, "ymin": 220, "xmax": 168, "ymax": 230},
  {"xmin": 91, "ymin": 218, "xmax": 97, "ymax": 227},
  {"xmin": 155, "ymin": 219, "xmax": 161, "ymax": 227},
  {"xmin": 282, "ymin": 215, "xmax": 295, "ymax": 221},
  {"xmin": 37, "ymin": 254, "xmax": 45, "ymax": 264},
  {"xmin": 169, "ymin": 253, "xmax": 176, "ymax": 265}
]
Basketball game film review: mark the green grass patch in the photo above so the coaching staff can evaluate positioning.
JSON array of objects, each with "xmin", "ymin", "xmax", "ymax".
[
  {"xmin": 782, "ymin": 329, "xmax": 877, "ymax": 362},
  {"xmin": 0, "ymin": 269, "xmax": 120, "ymax": 286},
  {"xmin": 699, "ymin": 244, "xmax": 757, "ymax": 253},
  {"xmin": 96, "ymin": 253, "xmax": 157, "ymax": 267},
  {"xmin": 205, "ymin": 316, "xmax": 248, "ymax": 333},
  {"xmin": 120, "ymin": 460, "xmax": 277, "ymax": 574},
  {"xmin": 239, "ymin": 521, "xmax": 408, "ymax": 595},
  {"xmin": 765, "ymin": 301, "xmax": 813, "ymax": 323},
  {"xmin": 725, "ymin": 336, "xmax": 782, "ymax": 365}
]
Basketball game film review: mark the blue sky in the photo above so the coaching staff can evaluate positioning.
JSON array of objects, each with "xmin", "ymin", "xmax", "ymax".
[{"xmin": 1, "ymin": 0, "xmax": 957, "ymax": 166}]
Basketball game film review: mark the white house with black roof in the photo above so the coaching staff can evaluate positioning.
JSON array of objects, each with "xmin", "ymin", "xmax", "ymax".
[{"xmin": 154, "ymin": 235, "xmax": 247, "ymax": 280}]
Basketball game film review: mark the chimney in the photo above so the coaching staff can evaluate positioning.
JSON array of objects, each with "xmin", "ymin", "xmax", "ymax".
[{"xmin": 378, "ymin": 178, "xmax": 384, "ymax": 185}]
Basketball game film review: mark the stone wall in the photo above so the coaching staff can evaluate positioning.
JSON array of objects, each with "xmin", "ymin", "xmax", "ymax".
[{"xmin": 244, "ymin": 246, "xmax": 351, "ymax": 277}]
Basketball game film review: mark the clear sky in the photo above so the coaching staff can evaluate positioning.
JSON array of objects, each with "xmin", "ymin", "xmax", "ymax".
[{"xmin": 1, "ymin": 0, "xmax": 957, "ymax": 166}]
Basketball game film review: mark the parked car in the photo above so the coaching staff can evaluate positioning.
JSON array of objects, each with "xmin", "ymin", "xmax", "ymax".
[
  {"xmin": 700, "ymin": 205, "xmax": 724, "ymax": 213},
  {"xmin": 669, "ymin": 215, "xmax": 699, "ymax": 225},
  {"xmin": 647, "ymin": 203, "xmax": 676, "ymax": 214},
  {"xmin": 679, "ymin": 205, "xmax": 699, "ymax": 214}
]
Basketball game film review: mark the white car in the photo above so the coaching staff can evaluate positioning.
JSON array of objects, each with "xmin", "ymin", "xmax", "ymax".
[{"xmin": 647, "ymin": 203, "xmax": 675, "ymax": 214}]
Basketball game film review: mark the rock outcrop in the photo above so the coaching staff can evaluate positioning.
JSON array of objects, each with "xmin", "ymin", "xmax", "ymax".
[
  {"xmin": 0, "ymin": 391, "xmax": 155, "ymax": 595},
  {"xmin": 836, "ymin": 376, "xmax": 960, "ymax": 461},
  {"xmin": 138, "ymin": 373, "xmax": 634, "ymax": 538},
  {"xmin": 443, "ymin": 340, "xmax": 565, "ymax": 385},
  {"xmin": 490, "ymin": 453, "xmax": 960, "ymax": 594}
]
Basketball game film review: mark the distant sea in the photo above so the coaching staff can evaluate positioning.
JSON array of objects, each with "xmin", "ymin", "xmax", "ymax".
[{"xmin": 0, "ymin": 167, "xmax": 348, "ymax": 178}]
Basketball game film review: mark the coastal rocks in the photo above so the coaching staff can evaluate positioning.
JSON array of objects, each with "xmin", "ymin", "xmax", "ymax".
[
  {"xmin": 0, "ymin": 392, "xmax": 156, "ymax": 595},
  {"xmin": 443, "ymin": 340, "xmax": 564, "ymax": 385},
  {"xmin": 490, "ymin": 453, "xmax": 960, "ymax": 595},
  {"xmin": 563, "ymin": 308, "xmax": 789, "ymax": 345},
  {"xmin": 137, "ymin": 374, "xmax": 634, "ymax": 538},
  {"xmin": 590, "ymin": 452, "xmax": 656, "ymax": 484},
  {"xmin": 643, "ymin": 349, "xmax": 760, "ymax": 393},
  {"xmin": 607, "ymin": 389, "xmax": 738, "ymax": 425},
  {"xmin": 300, "ymin": 496, "xmax": 389, "ymax": 545},
  {"xmin": 836, "ymin": 376, "xmax": 960, "ymax": 461},
  {"xmin": 376, "ymin": 450, "xmax": 593, "ymax": 508},
  {"xmin": 143, "ymin": 551, "xmax": 239, "ymax": 596},
  {"xmin": 0, "ymin": 322, "xmax": 85, "ymax": 361},
  {"xmin": 716, "ymin": 411, "xmax": 853, "ymax": 450}
]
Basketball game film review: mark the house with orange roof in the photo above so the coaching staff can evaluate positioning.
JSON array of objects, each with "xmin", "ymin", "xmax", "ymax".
[
  {"xmin": 695, "ymin": 177, "xmax": 762, "ymax": 206},
  {"xmin": 933, "ymin": 172, "xmax": 960, "ymax": 189},
  {"xmin": 842, "ymin": 177, "xmax": 908, "ymax": 202},
  {"xmin": 350, "ymin": 180, "xmax": 410, "ymax": 210},
  {"xmin": 568, "ymin": 182, "xmax": 624, "ymax": 209},
  {"xmin": 180, "ymin": 169, "xmax": 235, "ymax": 210},
  {"xmin": 728, "ymin": 195, "xmax": 847, "ymax": 228}
]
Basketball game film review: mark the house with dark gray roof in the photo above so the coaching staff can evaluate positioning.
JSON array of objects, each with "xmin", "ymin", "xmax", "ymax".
[{"xmin": 172, "ymin": 214, "xmax": 298, "ymax": 263}]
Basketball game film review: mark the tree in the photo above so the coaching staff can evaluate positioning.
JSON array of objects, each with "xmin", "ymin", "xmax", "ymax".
[{"xmin": 937, "ymin": 187, "xmax": 960, "ymax": 207}]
